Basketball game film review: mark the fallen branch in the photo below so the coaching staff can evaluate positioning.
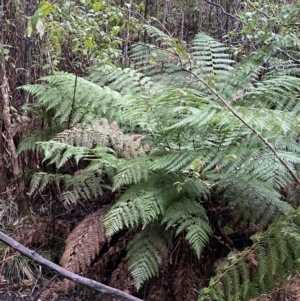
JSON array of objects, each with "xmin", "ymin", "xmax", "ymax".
[{"xmin": 0, "ymin": 231, "xmax": 143, "ymax": 301}]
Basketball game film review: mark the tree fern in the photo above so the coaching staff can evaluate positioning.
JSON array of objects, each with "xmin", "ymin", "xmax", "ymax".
[{"xmin": 22, "ymin": 26, "xmax": 300, "ymax": 300}]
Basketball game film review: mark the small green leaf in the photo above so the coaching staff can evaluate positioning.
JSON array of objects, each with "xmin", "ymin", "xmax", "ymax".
[
  {"xmin": 93, "ymin": 2, "xmax": 103, "ymax": 12},
  {"xmin": 39, "ymin": 1, "xmax": 52, "ymax": 18},
  {"xmin": 85, "ymin": 37, "xmax": 95, "ymax": 49},
  {"xmin": 31, "ymin": 9, "xmax": 42, "ymax": 31},
  {"xmin": 111, "ymin": 26, "xmax": 120, "ymax": 36}
]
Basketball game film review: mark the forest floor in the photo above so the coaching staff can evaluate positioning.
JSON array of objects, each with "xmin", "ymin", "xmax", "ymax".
[
  {"xmin": 0, "ymin": 293, "xmax": 74, "ymax": 301},
  {"xmin": 0, "ymin": 282, "xmax": 78, "ymax": 300}
]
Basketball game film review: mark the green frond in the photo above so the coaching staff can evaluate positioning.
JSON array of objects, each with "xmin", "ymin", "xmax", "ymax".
[
  {"xmin": 224, "ymin": 178, "xmax": 292, "ymax": 226},
  {"xmin": 22, "ymin": 72, "xmax": 122, "ymax": 125},
  {"xmin": 104, "ymin": 175, "xmax": 180, "ymax": 236},
  {"xmin": 132, "ymin": 45, "xmax": 185, "ymax": 88},
  {"xmin": 244, "ymin": 75, "xmax": 300, "ymax": 111},
  {"xmin": 190, "ymin": 32, "xmax": 234, "ymax": 83},
  {"xmin": 28, "ymin": 172, "xmax": 71, "ymax": 196},
  {"xmin": 90, "ymin": 64, "xmax": 154, "ymax": 95},
  {"xmin": 126, "ymin": 225, "xmax": 171, "ymax": 290},
  {"xmin": 199, "ymin": 209, "xmax": 300, "ymax": 301},
  {"xmin": 37, "ymin": 140, "xmax": 89, "ymax": 168},
  {"xmin": 112, "ymin": 157, "xmax": 150, "ymax": 191},
  {"xmin": 266, "ymin": 58, "xmax": 300, "ymax": 77},
  {"xmin": 17, "ymin": 126, "xmax": 63, "ymax": 154},
  {"xmin": 149, "ymin": 150, "xmax": 200, "ymax": 173},
  {"xmin": 60, "ymin": 172, "xmax": 107, "ymax": 206},
  {"xmin": 162, "ymin": 198, "xmax": 212, "ymax": 257},
  {"xmin": 142, "ymin": 24, "xmax": 176, "ymax": 47}
]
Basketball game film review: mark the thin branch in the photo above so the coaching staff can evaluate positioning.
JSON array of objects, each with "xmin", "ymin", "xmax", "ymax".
[
  {"xmin": 0, "ymin": 231, "xmax": 144, "ymax": 301},
  {"xmin": 205, "ymin": 0, "xmax": 245, "ymax": 24},
  {"xmin": 276, "ymin": 47, "xmax": 300, "ymax": 64},
  {"xmin": 32, "ymin": 274, "xmax": 58, "ymax": 301}
]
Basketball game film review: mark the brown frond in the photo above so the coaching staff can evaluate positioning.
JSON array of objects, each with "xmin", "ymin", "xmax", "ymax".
[
  {"xmin": 57, "ymin": 207, "xmax": 109, "ymax": 292},
  {"xmin": 21, "ymin": 219, "xmax": 51, "ymax": 247},
  {"xmin": 284, "ymin": 277, "xmax": 300, "ymax": 301},
  {"xmin": 15, "ymin": 216, "xmax": 53, "ymax": 248},
  {"xmin": 60, "ymin": 207, "xmax": 109, "ymax": 272}
]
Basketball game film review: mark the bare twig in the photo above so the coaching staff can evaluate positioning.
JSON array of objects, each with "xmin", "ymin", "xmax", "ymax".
[
  {"xmin": 205, "ymin": 0, "xmax": 245, "ymax": 24},
  {"xmin": 32, "ymin": 274, "xmax": 58, "ymax": 301},
  {"xmin": 276, "ymin": 47, "xmax": 300, "ymax": 64}
]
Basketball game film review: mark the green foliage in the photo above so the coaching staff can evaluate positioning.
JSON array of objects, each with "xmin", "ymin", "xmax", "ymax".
[
  {"xmin": 21, "ymin": 73, "xmax": 122, "ymax": 125},
  {"xmin": 23, "ymin": 24, "xmax": 300, "ymax": 298},
  {"xmin": 26, "ymin": 120, "xmax": 146, "ymax": 206},
  {"xmin": 162, "ymin": 198, "xmax": 211, "ymax": 257},
  {"xmin": 105, "ymin": 174, "xmax": 178, "ymax": 235},
  {"xmin": 199, "ymin": 209, "xmax": 300, "ymax": 301},
  {"xmin": 191, "ymin": 32, "xmax": 234, "ymax": 84},
  {"xmin": 126, "ymin": 225, "xmax": 171, "ymax": 290}
]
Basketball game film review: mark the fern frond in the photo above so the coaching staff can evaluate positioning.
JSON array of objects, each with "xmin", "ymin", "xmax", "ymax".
[
  {"xmin": 223, "ymin": 178, "xmax": 292, "ymax": 226},
  {"xmin": 60, "ymin": 171, "xmax": 108, "ymax": 206},
  {"xmin": 89, "ymin": 64, "xmax": 154, "ymax": 95},
  {"xmin": 244, "ymin": 75, "xmax": 300, "ymax": 112},
  {"xmin": 17, "ymin": 126, "xmax": 63, "ymax": 154},
  {"xmin": 112, "ymin": 157, "xmax": 150, "ymax": 191},
  {"xmin": 199, "ymin": 209, "xmax": 300, "ymax": 301},
  {"xmin": 59, "ymin": 208, "xmax": 109, "ymax": 290},
  {"xmin": 28, "ymin": 172, "xmax": 71, "ymax": 196},
  {"xmin": 191, "ymin": 32, "xmax": 234, "ymax": 83},
  {"xmin": 162, "ymin": 198, "xmax": 212, "ymax": 257},
  {"xmin": 126, "ymin": 225, "xmax": 171, "ymax": 290},
  {"xmin": 149, "ymin": 150, "xmax": 200, "ymax": 173},
  {"xmin": 22, "ymin": 72, "xmax": 122, "ymax": 125},
  {"xmin": 142, "ymin": 24, "xmax": 176, "ymax": 47},
  {"xmin": 38, "ymin": 140, "xmax": 89, "ymax": 168},
  {"xmin": 104, "ymin": 175, "xmax": 180, "ymax": 236}
]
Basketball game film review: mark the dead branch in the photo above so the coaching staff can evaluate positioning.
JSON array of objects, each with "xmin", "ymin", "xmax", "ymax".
[{"xmin": 0, "ymin": 231, "xmax": 144, "ymax": 301}]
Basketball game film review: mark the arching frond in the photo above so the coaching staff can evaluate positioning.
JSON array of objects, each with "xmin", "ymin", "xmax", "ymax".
[
  {"xmin": 191, "ymin": 32, "xmax": 234, "ymax": 84},
  {"xmin": 22, "ymin": 72, "xmax": 122, "ymax": 125}
]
